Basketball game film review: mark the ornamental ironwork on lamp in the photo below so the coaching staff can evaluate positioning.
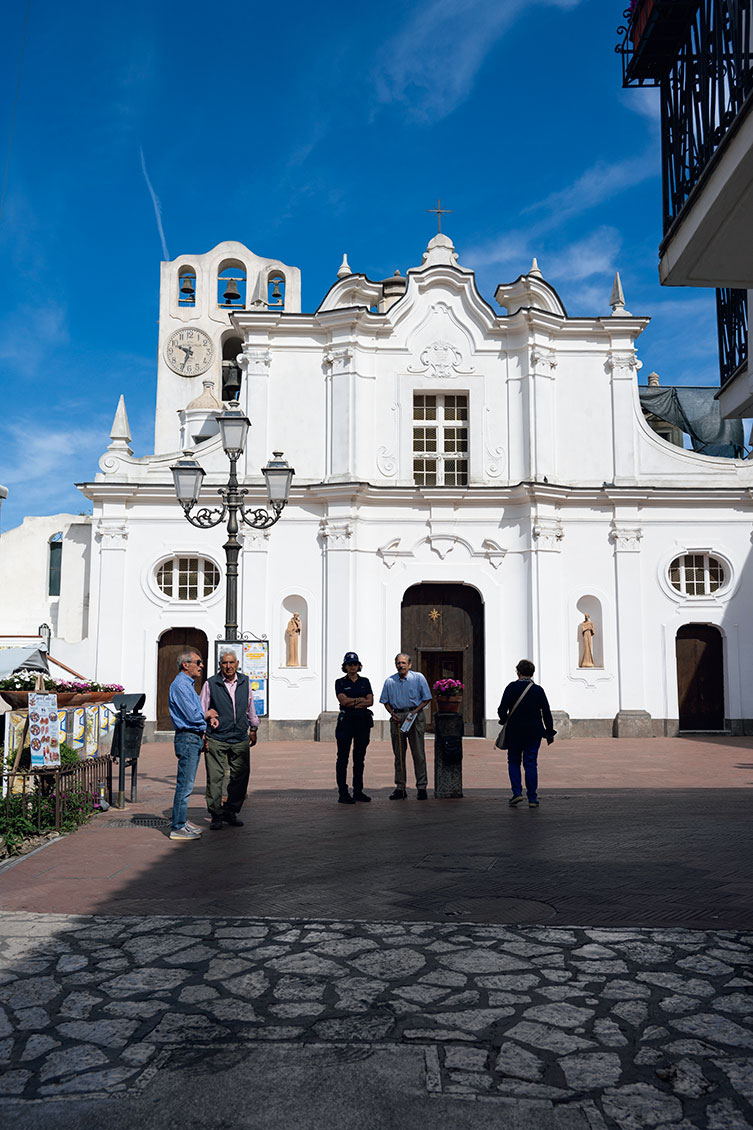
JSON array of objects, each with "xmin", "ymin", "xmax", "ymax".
[{"xmin": 170, "ymin": 411, "xmax": 295, "ymax": 640}]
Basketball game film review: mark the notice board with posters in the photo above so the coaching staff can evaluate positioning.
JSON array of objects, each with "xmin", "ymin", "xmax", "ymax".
[{"xmin": 213, "ymin": 639, "xmax": 269, "ymax": 718}]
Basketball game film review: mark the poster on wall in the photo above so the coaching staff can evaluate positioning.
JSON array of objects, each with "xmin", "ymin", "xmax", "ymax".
[
  {"xmin": 242, "ymin": 640, "xmax": 269, "ymax": 718},
  {"xmin": 28, "ymin": 692, "xmax": 60, "ymax": 768},
  {"xmin": 213, "ymin": 639, "xmax": 269, "ymax": 718}
]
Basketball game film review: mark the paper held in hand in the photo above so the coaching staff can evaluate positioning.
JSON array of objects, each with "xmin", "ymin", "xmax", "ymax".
[{"xmin": 400, "ymin": 713, "xmax": 416, "ymax": 734}]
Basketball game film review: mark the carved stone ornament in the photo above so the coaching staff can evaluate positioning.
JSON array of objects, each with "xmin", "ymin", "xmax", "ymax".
[
  {"xmin": 532, "ymin": 520, "xmax": 564, "ymax": 551},
  {"xmin": 530, "ymin": 347, "xmax": 558, "ymax": 375},
  {"xmin": 239, "ymin": 349, "xmax": 271, "ymax": 376},
  {"xmin": 95, "ymin": 521, "xmax": 129, "ymax": 548},
  {"xmin": 408, "ymin": 340, "xmax": 474, "ymax": 378},
  {"xmin": 376, "ymin": 535, "xmax": 507, "ymax": 570},
  {"xmin": 606, "ymin": 350, "xmax": 642, "ymax": 378},
  {"xmin": 244, "ymin": 529, "xmax": 271, "ymax": 551},
  {"xmin": 319, "ymin": 519, "xmax": 353, "ymax": 546},
  {"xmin": 481, "ymin": 539, "xmax": 507, "ymax": 569},
  {"xmin": 483, "ymin": 406, "xmax": 504, "ymax": 478},
  {"xmin": 609, "ymin": 525, "xmax": 643, "ymax": 552},
  {"xmin": 323, "ymin": 347, "xmax": 353, "ymax": 373},
  {"xmin": 377, "ymin": 537, "xmax": 405, "ymax": 568}
]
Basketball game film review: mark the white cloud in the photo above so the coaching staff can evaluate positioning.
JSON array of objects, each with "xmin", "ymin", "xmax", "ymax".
[
  {"xmin": 374, "ymin": 0, "xmax": 583, "ymax": 122},
  {"xmin": 0, "ymin": 304, "xmax": 69, "ymax": 371},
  {"xmin": 464, "ymin": 233, "xmax": 530, "ymax": 270},
  {"xmin": 544, "ymin": 227, "xmax": 622, "ymax": 282},
  {"xmin": 523, "ymin": 152, "xmax": 658, "ymax": 227},
  {"xmin": 2, "ymin": 418, "xmax": 106, "ymax": 490},
  {"xmin": 621, "ymin": 86, "xmax": 661, "ymax": 124}
]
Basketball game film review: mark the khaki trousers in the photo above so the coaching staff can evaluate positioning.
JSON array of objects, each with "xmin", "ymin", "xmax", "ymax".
[
  {"xmin": 205, "ymin": 736, "xmax": 250, "ymax": 817},
  {"xmin": 389, "ymin": 711, "xmax": 427, "ymax": 790}
]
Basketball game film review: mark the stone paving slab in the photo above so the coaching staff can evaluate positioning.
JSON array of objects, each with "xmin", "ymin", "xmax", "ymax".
[
  {"xmin": 0, "ymin": 912, "xmax": 752, "ymax": 1129},
  {"xmin": 1, "ymin": 788, "xmax": 751, "ymax": 929}
]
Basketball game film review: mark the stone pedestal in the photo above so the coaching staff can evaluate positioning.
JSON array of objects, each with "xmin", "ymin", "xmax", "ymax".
[
  {"xmin": 434, "ymin": 712, "xmax": 463, "ymax": 798},
  {"xmin": 613, "ymin": 710, "xmax": 653, "ymax": 738}
]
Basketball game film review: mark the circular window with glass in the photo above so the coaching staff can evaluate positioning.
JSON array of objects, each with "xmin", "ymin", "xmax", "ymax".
[
  {"xmin": 156, "ymin": 556, "xmax": 220, "ymax": 601},
  {"xmin": 668, "ymin": 553, "xmax": 725, "ymax": 597}
]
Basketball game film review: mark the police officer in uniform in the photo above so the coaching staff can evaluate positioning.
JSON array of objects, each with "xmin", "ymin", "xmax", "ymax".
[{"xmin": 334, "ymin": 652, "xmax": 374, "ymax": 804}]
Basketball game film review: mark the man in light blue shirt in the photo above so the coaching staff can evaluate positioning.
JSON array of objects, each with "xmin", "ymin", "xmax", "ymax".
[
  {"xmin": 167, "ymin": 650, "xmax": 207, "ymax": 841},
  {"xmin": 379, "ymin": 653, "xmax": 432, "ymax": 800}
]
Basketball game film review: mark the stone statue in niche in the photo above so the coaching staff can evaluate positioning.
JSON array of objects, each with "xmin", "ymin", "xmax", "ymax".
[
  {"xmin": 579, "ymin": 613, "xmax": 595, "ymax": 668},
  {"xmin": 285, "ymin": 613, "xmax": 302, "ymax": 667}
]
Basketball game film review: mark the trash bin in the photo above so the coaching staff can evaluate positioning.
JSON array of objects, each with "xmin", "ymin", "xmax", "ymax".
[
  {"xmin": 434, "ymin": 711, "xmax": 464, "ymax": 798},
  {"xmin": 112, "ymin": 693, "xmax": 146, "ymax": 805},
  {"xmin": 113, "ymin": 693, "xmax": 146, "ymax": 761}
]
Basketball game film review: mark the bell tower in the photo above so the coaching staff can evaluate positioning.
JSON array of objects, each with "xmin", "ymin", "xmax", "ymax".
[{"xmin": 153, "ymin": 241, "xmax": 301, "ymax": 455}]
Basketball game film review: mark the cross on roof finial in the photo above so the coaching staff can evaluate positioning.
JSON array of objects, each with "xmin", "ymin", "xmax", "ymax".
[{"xmin": 426, "ymin": 198, "xmax": 452, "ymax": 233}]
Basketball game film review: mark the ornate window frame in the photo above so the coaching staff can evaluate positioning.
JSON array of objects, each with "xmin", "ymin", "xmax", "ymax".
[
  {"xmin": 659, "ymin": 546, "xmax": 735, "ymax": 605},
  {"xmin": 146, "ymin": 553, "xmax": 224, "ymax": 608}
]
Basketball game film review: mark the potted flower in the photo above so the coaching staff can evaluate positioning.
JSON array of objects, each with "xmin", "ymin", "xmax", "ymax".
[
  {"xmin": 433, "ymin": 678, "xmax": 464, "ymax": 713},
  {"xmin": 0, "ymin": 671, "xmax": 124, "ymax": 710}
]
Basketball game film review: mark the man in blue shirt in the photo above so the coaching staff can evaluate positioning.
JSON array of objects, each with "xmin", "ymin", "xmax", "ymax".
[
  {"xmin": 379, "ymin": 653, "xmax": 432, "ymax": 800},
  {"xmin": 168, "ymin": 650, "xmax": 207, "ymax": 841}
]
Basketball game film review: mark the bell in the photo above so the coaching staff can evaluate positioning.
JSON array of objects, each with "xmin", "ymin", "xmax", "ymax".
[
  {"xmin": 223, "ymin": 277, "xmax": 241, "ymax": 304},
  {"xmin": 180, "ymin": 274, "xmax": 195, "ymax": 300},
  {"xmin": 271, "ymin": 278, "xmax": 282, "ymax": 300},
  {"xmin": 222, "ymin": 362, "xmax": 242, "ymax": 400}
]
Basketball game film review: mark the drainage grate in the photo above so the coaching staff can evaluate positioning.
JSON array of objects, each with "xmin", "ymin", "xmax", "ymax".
[{"xmin": 105, "ymin": 817, "xmax": 171, "ymax": 828}]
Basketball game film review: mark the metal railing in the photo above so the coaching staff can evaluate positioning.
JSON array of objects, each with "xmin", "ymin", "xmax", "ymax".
[
  {"xmin": 716, "ymin": 286, "xmax": 749, "ymax": 385},
  {"xmin": 1, "ymin": 756, "xmax": 112, "ymax": 851},
  {"xmin": 618, "ymin": 0, "xmax": 753, "ymax": 232}
]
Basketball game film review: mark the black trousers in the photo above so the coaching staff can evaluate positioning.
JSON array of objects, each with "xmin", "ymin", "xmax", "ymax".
[{"xmin": 335, "ymin": 714, "xmax": 371, "ymax": 795}]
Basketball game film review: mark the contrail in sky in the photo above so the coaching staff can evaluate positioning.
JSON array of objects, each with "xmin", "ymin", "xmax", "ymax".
[{"xmin": 139, "ymin": 146, "xmax": 169, "ymax": 260}]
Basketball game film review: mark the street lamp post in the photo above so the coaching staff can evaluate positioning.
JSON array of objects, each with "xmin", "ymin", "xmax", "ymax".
[{"xmin": 171, "ymin": 410, "xmax": 294, "ymax": 641}]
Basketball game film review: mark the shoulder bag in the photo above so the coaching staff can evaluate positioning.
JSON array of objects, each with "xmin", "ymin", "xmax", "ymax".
[{"xmin": 495, "ymin": 682, "xmax": 534, "ymax": 749}]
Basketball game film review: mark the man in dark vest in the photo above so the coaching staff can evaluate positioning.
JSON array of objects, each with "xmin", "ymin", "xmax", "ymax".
[{"xmin": 200, "ymin": 649, "xmax": 259, "ymax": 830}]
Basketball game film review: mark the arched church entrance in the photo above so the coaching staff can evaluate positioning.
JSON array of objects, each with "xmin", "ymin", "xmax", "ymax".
[
  {"xmin": 675, "ymin": 624, "xmax": 724, "ymax": 731},
  {"xmin": 156, "ymin": 628, "xmax": 208, "ymax": 731},
  {"xmin": 401, "ymin": 583, "xmax": 485, "ymax": 736}
]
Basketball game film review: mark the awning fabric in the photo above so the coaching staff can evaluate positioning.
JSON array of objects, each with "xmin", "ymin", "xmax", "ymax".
[{"xmin": 0, "ymin": 647, "xmax": 50, "ymax": 680}]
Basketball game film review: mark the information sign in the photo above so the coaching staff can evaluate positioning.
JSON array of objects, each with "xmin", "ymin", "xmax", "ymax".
[{"xmin": 28, "ymin": 692, "xmax": 60, "ymax": 768}]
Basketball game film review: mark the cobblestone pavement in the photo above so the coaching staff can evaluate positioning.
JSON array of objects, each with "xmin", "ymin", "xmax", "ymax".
[{"xmin": 1, "ymin": 912, "xmax": 752, "ymax": 1128}]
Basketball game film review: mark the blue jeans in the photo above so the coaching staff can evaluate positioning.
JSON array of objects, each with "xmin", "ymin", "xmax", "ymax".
[
  {"xmin": 507, "ymin": 740, "xmax": 540, "ymax": 802},
  {"xmin": 172, "ymin": 732, "xmax": 203, "ymax": 829}
]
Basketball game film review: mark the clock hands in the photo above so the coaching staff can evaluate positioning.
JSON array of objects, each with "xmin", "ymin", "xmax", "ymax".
[{"xmin": 178, "ymin": 344, "xmax": 194, "ymax": 371}]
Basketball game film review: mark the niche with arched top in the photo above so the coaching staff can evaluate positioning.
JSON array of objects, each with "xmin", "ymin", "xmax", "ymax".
[
  {"xmin": 281, "ymin": 595, "xmax": 307, "ymax": 667},
  {"xmin": 178, "ymin": 266, "xmax": 196, "ymax": 306},
  {"xmin": 268, "ymin": 272, "xmax": 285, "ymax": 309},
  {"xmin": 217, "ymin": 261, "xmax": 246, "ymax": 308},
  {"xmin": 221, "ymin": 334, "xmax": 243, "ymax": 401},
  {"xmin": 576, "ymin": 595, "xmax": 603, "ymax": 668}
]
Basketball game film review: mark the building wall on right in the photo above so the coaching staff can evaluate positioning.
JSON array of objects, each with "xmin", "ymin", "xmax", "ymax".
[{"xmin": 619, "ymin": 0, "xmax": 753, "ymax": 417}]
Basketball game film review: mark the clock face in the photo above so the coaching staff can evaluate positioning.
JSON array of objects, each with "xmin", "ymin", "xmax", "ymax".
[{"xmin": 164, "ymin": 328, "xmax": 214, "ymax": 376}]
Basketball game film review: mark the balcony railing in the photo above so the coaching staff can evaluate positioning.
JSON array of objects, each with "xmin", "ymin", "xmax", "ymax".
[
  {"xmin": 618, "ymin": 0, "xmax": 753, "ymax": 231},
  {"xmin": 716, "ymin": 287, "xmax": 749, "ymax": 386}
]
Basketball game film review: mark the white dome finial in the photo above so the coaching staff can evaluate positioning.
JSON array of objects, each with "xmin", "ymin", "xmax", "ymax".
[
  {"xmin": 529, "ymin": 257, "xmax": 542, "ymax": 278},
  {"xmin": 337, "ymin": 254, "xmax": 352, "ymax": 279}
]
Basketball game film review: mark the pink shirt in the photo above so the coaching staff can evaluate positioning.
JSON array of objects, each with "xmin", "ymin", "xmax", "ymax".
[{"xmin": 200, "ymin": 675, "xmax": 259, "ymax": 729}]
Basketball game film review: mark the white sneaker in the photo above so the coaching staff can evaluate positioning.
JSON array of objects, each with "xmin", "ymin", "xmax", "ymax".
[
  {"xmin": 170, "ymin": 825, "xmax": 200, "ymax": 841},
  {"xmin": 185, "ymin": 822, "xmax": 203, "ymax": 835}
]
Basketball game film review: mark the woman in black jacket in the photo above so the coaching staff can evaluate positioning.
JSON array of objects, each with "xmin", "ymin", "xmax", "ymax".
[{"xmin": 497, "ymin": 659, "xmax": 555, "ymax": 809}]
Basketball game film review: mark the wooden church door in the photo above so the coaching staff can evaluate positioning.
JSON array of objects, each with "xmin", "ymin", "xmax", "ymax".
[
  {"xmin": 675, "ymin": 624, "xmax": 724, "ymax": 731},
  {"xmin": 401, "ymin": 583, "xmax": 485, "ymax": 735},
  {"xmin": 156, "ymin": 628, "xmax": 208, "ymax": 730}
]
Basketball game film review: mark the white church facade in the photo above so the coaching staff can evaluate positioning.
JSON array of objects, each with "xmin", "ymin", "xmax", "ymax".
[{"xmin": 3, "ymin": 233, "xmax": 753, "ymax": 740}]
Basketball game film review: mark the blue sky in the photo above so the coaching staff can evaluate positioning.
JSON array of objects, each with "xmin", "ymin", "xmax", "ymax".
[{"xmin": 0, "ymin": 0, "xmax": 724, "ymax": 532}]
